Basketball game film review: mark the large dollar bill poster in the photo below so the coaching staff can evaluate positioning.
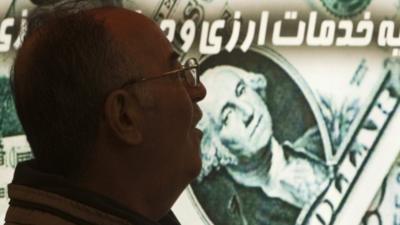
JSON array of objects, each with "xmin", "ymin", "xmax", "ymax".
[{"xmin": 0, "ymin": 0, "xmax": 400, "ymax": 225}]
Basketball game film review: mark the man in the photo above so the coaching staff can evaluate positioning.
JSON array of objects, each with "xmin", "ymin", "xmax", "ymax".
[
  {"xmin": 4, "ymin": 2, "xmax": 206, "ymax": 225},
  {"xmin": 193, "ymin": 65, "xmax": 328, "ymax": 225}
]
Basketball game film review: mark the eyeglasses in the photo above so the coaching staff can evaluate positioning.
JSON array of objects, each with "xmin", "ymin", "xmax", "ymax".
[{"xmin": 120, "ymin": 58, "xmax": 200, "ymax": 88}]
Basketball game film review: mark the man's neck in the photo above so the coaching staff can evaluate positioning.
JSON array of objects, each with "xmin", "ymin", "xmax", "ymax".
[{"xmin": 71, "ymin": 149, "xmax": 179, "ymax": 221}]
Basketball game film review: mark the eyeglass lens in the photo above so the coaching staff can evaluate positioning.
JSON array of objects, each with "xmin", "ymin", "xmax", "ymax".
[{"xmin": 183, "ymin": 58, "xmax": 198, "ymax": 87}]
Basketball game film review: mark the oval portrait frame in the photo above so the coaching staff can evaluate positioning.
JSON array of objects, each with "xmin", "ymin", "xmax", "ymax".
[{"xmin": 183, "ymin": 46, "xmax": 333, "ymax": 225}]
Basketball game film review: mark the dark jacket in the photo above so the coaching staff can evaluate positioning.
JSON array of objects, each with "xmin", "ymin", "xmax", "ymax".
[{"xmin": 4, "ymin": 160, "xmax": 181, "ymax": 225}]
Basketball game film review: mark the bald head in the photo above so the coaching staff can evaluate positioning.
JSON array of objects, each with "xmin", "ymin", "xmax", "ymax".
[
  {"xmin": 11, "ymin": 6, "xmax": 164, "ymax": 175},
  {"xmin": 89, "ymin": 7, "xmax": 174, "ymax": 78}
]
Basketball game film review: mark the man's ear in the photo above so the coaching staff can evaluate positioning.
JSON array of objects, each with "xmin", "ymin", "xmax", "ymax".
[{"xmin": 103, "ymin": 90, "xmax": 143, "ymax": 145}]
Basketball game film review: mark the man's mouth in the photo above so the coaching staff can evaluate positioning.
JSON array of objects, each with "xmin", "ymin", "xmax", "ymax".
[
  {"xmin": 194, "ymin": 127, "xmax": 203, "ymax": 137},
  {"xmin": 192, "ymin": 105, "xmax": 203, "ymax": 127},
  {"xmin": 250, "ymin": 115, "xmax": 263, "ymax": 138}
]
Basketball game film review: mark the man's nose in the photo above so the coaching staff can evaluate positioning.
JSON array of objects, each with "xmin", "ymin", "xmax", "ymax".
[
  {"xmin": 187, "ymin": 81, "xmax": 207, "ymax": 102},
  {"xmin": 236, "ymin": 101, "xmax": 253, "ymax": 127}
]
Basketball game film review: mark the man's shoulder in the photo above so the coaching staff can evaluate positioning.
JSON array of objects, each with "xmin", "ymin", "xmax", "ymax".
[
  {"xmin": 5, "ymin": 183, "xmax": 130, "ymax": 225},
  {"xmin": 5, "ymin": 160, "xmax": 179, "ymax": 225},
  {"xmin": 5, "ymin": 183, "xmax": 180, "ymax": 225}
]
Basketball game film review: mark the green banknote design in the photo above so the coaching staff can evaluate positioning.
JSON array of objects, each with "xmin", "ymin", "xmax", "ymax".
[{"xmin": 320, "ymin": 0, "xmax": 372, "ymax": 18}]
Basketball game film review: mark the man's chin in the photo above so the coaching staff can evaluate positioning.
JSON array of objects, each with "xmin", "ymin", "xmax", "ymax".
[
  {"xmin": 184, "ymin": 131, "xmax": 203, "ymax": 182},
  {"xmin": 193, "ymin": 128, "xmax": 203, "ymax": 142},
  {"xmin": 186, "ymin": 153, "xmax": 202, "ymax": 183}
]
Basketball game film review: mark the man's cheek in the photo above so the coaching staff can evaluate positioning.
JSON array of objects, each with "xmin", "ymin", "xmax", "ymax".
[{"xmin": 134, "ymin": 86, "xmax": 157, "ymax": 109}]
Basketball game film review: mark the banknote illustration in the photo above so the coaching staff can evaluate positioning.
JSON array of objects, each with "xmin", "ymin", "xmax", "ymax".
[
  {"xmin": 182, "ymin": 43, "xmax": 400, "ymax": 225},
  {"xmin": 0, "ymin": 0, "xmax": 399, "ymax": 225},
  {"xmin": 302, "ymin": 59, "xmax": 400, "ymax": 225},
  {"xmin": 173, "ymin": 48, "xmax": 399, "ymax": 225},
  {"xmin": 320, "ymin": 0, "xmax": 372, "ymax": 18},
  {"xmin": 360, "ymin": 154, "xmax": 400, "ymax": 225},
  {"xmin": 0, "ymin": 74, "xmax": 26, "ymax": 222},
  {"xmin": 190, "ymin": 47, "xmax": 333, "ymax": 225}
]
